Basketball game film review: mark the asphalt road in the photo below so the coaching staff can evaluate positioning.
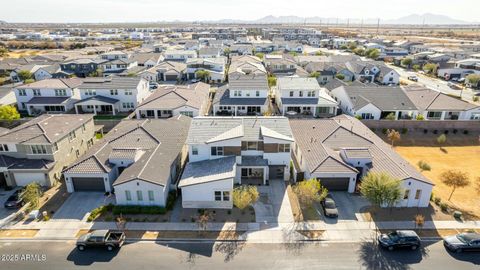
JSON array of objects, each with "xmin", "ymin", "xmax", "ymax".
[{"xmin": 0, "ymin": 240, "xmax": 479, "ymax": 270}]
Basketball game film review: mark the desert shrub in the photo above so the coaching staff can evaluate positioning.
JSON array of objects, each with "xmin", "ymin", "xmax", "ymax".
[
  {"xmin": 112, "ymin": 205, "xmax": 166, "ymax": 215},
  {"xmin": 401, "ymin": 128, "xmax": 408, "ymax": 134},
  {"xmin": 87, "ymin": 205, "xmax": 108, "ymax": 222},
  {"xmin": 434, "ymin": 197, "xmax": 441, "ymax": 205},
  {"xmin": 440, "ymin": 202, "xmax": 449, "ymax": 212}
]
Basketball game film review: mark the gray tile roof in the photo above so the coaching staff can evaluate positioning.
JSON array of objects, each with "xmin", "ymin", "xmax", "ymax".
[
  {"xmin": 277, "ymin": 77, "xmax": 321, "ymax": 90},
  {"xmin": 137, "ymin": 82, "xmax": 210, "ymax": 111},
  {"xmin": 281, "ymin": 98, "xmax": 319, "ymax": 105},
  {"xmin": 404, "ymin": 85, "xmax": 478, "ymax": 111},
  {"xmin": 26, "ymin": 96, "xmax": 71, "ymax": 105},
  {"xmin": 289, "ymin": 115, "xmax": 432, "ymax": 184},
  {"xmin": 213, "ymin": 87, "xmax": 268, "ymax": 106},
  {"xmin": 178, "ymin": 156, "xmax": 236, "ymax": 187},
  {"xmin": 340, "ymin": 86, "xmax": 417, "ymax": 111},
  {"xmin": 75, "ymin": 95, "xmax": 119, "ymax": 105},
  {"xmin": 241, "ymin": 156, "xmax": 268, "ymax": 166},
  {"xmin": 0, "ymin": 155, "xmax": 55, "ymax": 170},
  {"xmin": 78, "ymin": 76, "xmax": 143, "ymax": 90}
]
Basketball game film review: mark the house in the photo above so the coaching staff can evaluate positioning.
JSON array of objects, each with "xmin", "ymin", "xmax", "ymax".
[
  {"xmin": 330, "ymin": 85, "xmax": 417, "ymax": 120},
  {"xmin": 289, "ymin": 115, "xmax": 433, "ymax": 207},
  {"xmin": 33, "ymin": 64, "xmax": 72, "ymax": 81},
  {"xmin": 130, "ymin": 53, "xmax": 163, "ymax": 68},
  {"xmin": 15, "ymin": 78, "xmax": 84, "ymax": 115},
  {"xmin": 10, "ymin": 65, "xmax": 45, "ymax": 82},
  {"xmin": 264, "ymin": 54, "xmax": 308, "ymax": 77},
  {"xmin": 100, "ymin": 59, "xmax": 138, "ymax": 74},
  {"xmin": 345, "ymin": 61, "xmax": 400, "ymax": 85},
  {"xmin": 229, "ymin": 44, "xmax": 253, "ymax": 56},
  {"xmin": 185, "ymin": 57, "xmax": 227, "ymax": 83},
  {"xmin": 60, "ymin": 58, "xmax": 107, "ymax": 77},
  {"xmin": 164, "ymin": 50, "xmax": 197, "ymax": 62},
  {"xmin": 404, "ymin": 85, "xmax": 480, "ymax": 120},
  {"xmin": 135, "ymin": 83, "xmax": 210, "ymax": 118},
  {"xmin": 0, "ymin": 83, "xmax": 20, "ymax": 106},
  {"xmin": 100, "ymin": 50, "xmax": 130, "ymax": 61},
  {"xmin": 184, "ymin": 40, "xmax": 200, "ymax": 51},
  {"xmin": 0, "ymin": 114, "xmax": 95, "ymax": 189},
  {"xmin": 178, "ymin": 117, "xmax": 294, "ymax": 209},
  {"xmin": 275, "ymin": 77, "xmax": 337, "ymax": 117},
  {"xmin": 198, "ymin": 47, "xmax": 222, "ymax": 58},
  {"xmin": 376, "ymin": 66, "xmax": 400, "ymax": 85},
  {"xmin": 74, "ymin": 76, "xmax": 150, "ymax": 115},
  {"xmin": 155, "ymin": 61, "xmax": 187, "ymax": 82},
  {"xmin": 63, "ymin": 116, "xmax": 191, "ymax": 208}
]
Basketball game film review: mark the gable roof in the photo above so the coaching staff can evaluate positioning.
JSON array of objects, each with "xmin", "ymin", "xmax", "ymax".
[
  {"xmin": 404, "ymin": 85, "xmax": 478, "ymax": 111},
  {"xmin": 337, "ymin": 85, "xmax": 417, "ymax": 111}
]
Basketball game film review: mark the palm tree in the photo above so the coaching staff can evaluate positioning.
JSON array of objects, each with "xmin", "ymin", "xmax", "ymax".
[{"xmin": 387, "ymin": 129, "xmax": 401, "ymax": 147}]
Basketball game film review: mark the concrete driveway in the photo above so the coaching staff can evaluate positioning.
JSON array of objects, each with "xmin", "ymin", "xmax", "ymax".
[
  {"xmin": 253, "ymin": 180, "xmax": 294, "ymax": 224},
  {"xmin": 0, "ymin": 188, "xmax": 19, "ymax": 223},
  {"xmin": 53, "ymin": 192, "xmax": 112, "ymax": 222},
  {"xmin": 327, "ymin": 192, "xmax": 370, "ymax": 222}
]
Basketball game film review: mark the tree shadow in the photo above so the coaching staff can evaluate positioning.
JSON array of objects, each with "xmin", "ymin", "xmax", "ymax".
[
  {"xmin": 213, "ymin": 224, "xmax": 246, "ymax": 262},
  {"xmin": 357, "ymin": 237, "xmax": 430, "ymax": 270},
  {"xmin": 66, "ymin": 245, "xmax": 121, "ymax": 266},
  {"xmin": 281, "ymin": 222, "xmax": 311, "ymax": 256}
]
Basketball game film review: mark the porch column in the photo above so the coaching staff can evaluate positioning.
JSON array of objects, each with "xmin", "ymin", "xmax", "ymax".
[
  {"xmin": 394, "ymin": 111, "xmax": 400, "ymax": 120},
  {"xmin": 440, "ymin": 111, "xmax": 446, "ymax": 120},
  {"xmin": 263, "ymin": 167, "xmax": 267, "ymax": 185},
  {"xmin": 111, "ymin": 105, "xmax": 116, "ymax": 116},
  {"xmin": 234, "ymin": 106, "xmax": 237, "ymax": 116},
  {"xmin": 282, "ymin": 106, "xmax": 285, "ymax": 116},
  {"xmin": 75, "ymin": 105, "xmax": 79, "ymax": 114},
  {"xmin": 136, "ymin": 110, "xmax": 141, "ymax": 119},
  {"xmin": 154, "ymin": 109, "xmax": 158, "ymax": 119},
  {"xmin": 93, "ymin": 105, "xmax": 97, "ymax": 115}
]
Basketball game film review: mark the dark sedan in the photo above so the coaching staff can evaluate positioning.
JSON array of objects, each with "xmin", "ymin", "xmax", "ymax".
[
  {"xmin": 321, "ymin": 194, "xmax": 338, "ymax": 218},
  {"xmin": 378, "ymin": 230, "xmax": 421, "ymax": 251},
  {"xmin": 444, "ymin": 233, "xmax": 480, "ymax": 253},
  {"xmin": 3, "ymin": 189, "xmax": 25, "ymax": 209}
]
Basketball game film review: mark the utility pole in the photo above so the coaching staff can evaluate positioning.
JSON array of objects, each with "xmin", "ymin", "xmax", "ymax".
[{"xmin": 376, "ymin": 18, "xmax": 380, "ymax": 37}]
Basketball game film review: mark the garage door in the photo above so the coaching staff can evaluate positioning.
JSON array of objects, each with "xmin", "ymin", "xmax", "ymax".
[
  {"xmin": 14, "ymin": 173, "xmax": 46, "ymax": 186},
  {"xmin": 165, "ymin": 75, "xmax": 178, "ymax": 81},
  {"xmin": 269, "ymin": 166, "xmax": 285, "ymax": 179},
  {"xmin": 72, "ymin": 177, "xmax": 105, "ymax": 191},
  {"xmin": 318, "ymin": 178, "xmax": 349, "ymax": 191}
]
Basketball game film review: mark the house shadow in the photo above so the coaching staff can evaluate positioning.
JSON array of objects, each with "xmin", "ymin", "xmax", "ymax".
[
  {"xmin": 444, "ymin": 247, "xmax": 480, "ymax": 265},
  {"xmin": 357, "ymin": 236, "xmax": 432, "ymax": 270},
  {"xmin": 66, "ymin": 245, "xmax": 121, "ymax": 266}
]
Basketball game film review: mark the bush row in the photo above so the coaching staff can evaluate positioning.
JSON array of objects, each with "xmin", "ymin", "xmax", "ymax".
[{"xmin": 112, "ymin": 205, "xmax": 166, "ymax": 215}]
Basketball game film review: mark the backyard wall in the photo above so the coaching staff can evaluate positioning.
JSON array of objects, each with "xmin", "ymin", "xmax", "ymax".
[{"xmin": 361, "ymin": 120, "xmax": 480, "ymax": 132}]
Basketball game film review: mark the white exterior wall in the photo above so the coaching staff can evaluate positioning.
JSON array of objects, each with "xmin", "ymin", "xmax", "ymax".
[
  {"xmin": 181, "ymin": 178, "xmax": 233, "ymax": 209},
  {"xmin": 381, "ymin": 71, "xmax": 400, "ymax": 85},
  {"xmin": 34, "ymin": 69, "xmax": 53, "ymax": 81},
  {"xmin": 397, "ymin": 178, "xmax": 433, "ymax": 208},
  {"xmin": 15, "ymin": 87, "xmax": 77, "ymax": 110},
  {"xmin": 115, "ymin": 180, "xmax": 167, "ymax": 206},
  {"xmin": 228, "ymin": 89, "xmax": 268, "ymax": 99},
  {"xmin": 354, "ymin": 104, "xmax": 382, "ymax": 120}
]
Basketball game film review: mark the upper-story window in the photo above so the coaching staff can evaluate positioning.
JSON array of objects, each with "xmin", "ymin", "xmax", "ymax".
[
  {"xmin": 307, "ymin": 91, "xmax": 315, "ymax": 97},
  {"xmin": 110, "ymin": 89, "xmax": 118, "ymax": 95},
  {"xmin": 32, "ymin": 89, "xmax": 41, "ymax": 96},
  {"xmin": 289, "ymin": 91, "xmax": 294, "ymax": 97},
  {"xmin": 211, "ymin": 146, "xmax": 224, "ymax": 156},
  {"xmin": 18, "ymin": 89, "xmax": 27, "ymax": 96},
  {"xmin": 31, "ymin": 145, "xmax": 47, "ymax": 155},
  {"xmin": 278, "ymin": 144, "xmax": 291, "ymax": 152},
  {"xmin": 192, "ymin": 146, "xmax": 198, "ymax": 155},
  {"xmin": 0, "ymin": 144, "xmax": 9, "ymax": 152},
  {"xmin": 247, "ymin": 141, "xmax": 258, "ymax": 151},
  {"xmin": 55, "ymin": 89, "xmax": 67, "ymax": 96},
  {"xmin": 233, "ymin": 90, "xmax": 242, "ymax": 97},
  {"xmin": 125, "ymin": 90, "xmax": 133, "ymax": 95},
  {"xmin": 85, "ymin": 89, "xmax": 96, "ymax": 96},
  {"xmin": 256, "ymin": 91, "xmax": 260, "ymax": 97},
  {"xmin": 299, "ymin": 91, "xmax": 303, "ymax": 97},
  {"xmin": 52, "ymin": 142, "xmax": 58, "ymax": 153},
  {"xmin": 68, "ymin": 131, "xmax": 76, "ymax": 141}
]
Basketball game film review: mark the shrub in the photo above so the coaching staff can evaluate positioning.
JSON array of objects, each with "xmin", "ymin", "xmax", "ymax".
[
  {"xmin": 434, "ymin": 197, "xmax": 441, "ymax": 205},
  {"xmin": 87, "ymin": 205, "xmax": 108, "ymax": 222},
  {"xmin": 453, "ymin": 129, "xmax": 458, "ymax": 134},
  {"xmin": 382, "ymin": 128, "xmax": 388, "ymax": 135},
  {"xmin": 440, "ymin": 203, "xmax": 449, "ymax": 212},
  {"xmin": 416, "ymin": 114, "xmax": 425, "ymax": 121},
  {"xmin": 401, "ymin": 128, "xmax": 408, "ymax": 134},
  {"xmin": 112, "ymin": 205, "xmax": 166, "ymax": 215}
]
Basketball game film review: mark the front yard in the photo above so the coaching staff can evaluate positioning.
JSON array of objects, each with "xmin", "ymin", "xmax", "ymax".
[{"xmin": 395, "ymin": 145, "xmax": 480, "ymax": 219}]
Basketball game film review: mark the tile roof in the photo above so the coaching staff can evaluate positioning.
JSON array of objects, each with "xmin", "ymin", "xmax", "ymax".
[
  {"xmin": 404, "ymin": 85, "xmax": 478, "ymax": 111},
  {"xmin": 212, "ymin": 87, "xmax": 268, "ymax": 106},
  {"xmin": 78, "ymin": 76, "xmax": 143, "ymax": 90},
  {"xmin": 17, "ymin": 78, "xmax": 83, "ymax": 89},
  {"xmin": 339, "ymin": 86, "xmax": 417, "ymax": 111},
  {"xmin": 178, "ymin": 156, "xmax": 236, "ymax": 187}
]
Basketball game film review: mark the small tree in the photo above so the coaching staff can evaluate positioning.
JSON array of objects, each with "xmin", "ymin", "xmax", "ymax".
[
  {"xmin": 197, "ymin": 210, "xmax": 214, "ymax": 232},
  {"xmin": 437, "ymin": 134, "xmax": 447, "ymax": 149},
  {"xmin": 417, "ymin": 160, "xmax": 431, "ymax": 172},
  {"xmin": 335, "ymin": 73, "xmax": 345, "ymax": 80},
  {"xmin": 267, "ymin": 75, "xmax": 276, "ymax": 87},
  {"xmin": 416, "ymin": 114, "xmax": 425, "ymax": 120},
  {"xmin": 0, "ymin": 105, "xmax": 20, "ymax": 122},
  {"xmin": 348, "ymin": 43, "xmax": 357, "ymax": 51},
  {"xmin": 17, "ymin": 70, "xmax": 33, "ymax": 81},
  {"xmin": 366, "ymin": 49, "xmax": 380, "ymax": 59},
  {"xmin": 195, "ymin": 70, "xmax": 210, "ymax": 82},
  {"xmin": 386, "ymin": 129, "xmax": 401, "ymax": 147},
  {"xmin": 401, "ymin": 58, "xmax": 413, "ymax": 68},
  {"xmin": 354, "ymin": 48, "xmax": 365, "ymax": 56},
  {"xmin": 466, "ymin": 74, "xmax": 480, "ymax": 88},
  {"xmin": 440, "ymin": 170, "xmax": 470, "ymax": 201},
  {"xmin": 315, "ymin": 51, "xmax": 323, "ymax": 56},
  {"xmin": 232, "ymin": 185, "xmax": 259, "ymax": 210},
  {"xmin": 293, "ymin": 178, "xmax": 328, "ymax": 209},
  {"xmin": 360, "ymin": 172, "xmax": 403, "ymax": 210},
  {"xmin": 0, "ymin": 46, "xmax": 8, "ymax": 57},
  {"xmin": 223, "ymin": 48, "xmax": 231, "ymax": 56},
  {"xmin": 309, "ymin": 71, "xmax": 320, "ymax": 78},
  {"xmin": 423, "ymin": 63, "xmax": 437, "ymax": 75},
  {"xmin": 254, "ymin": 53, "xmax": 264, "ymax": 60},
  {"xmin": 412, "ymin": 64, "xmax": 421, "ymax": 71},
  {"xmin": 20, "ymin": 182, "xmax": 42, "ymax": 210},
  {"xmin": 385, "ymin": 112, "xmax": 396, "ymax": 120}
]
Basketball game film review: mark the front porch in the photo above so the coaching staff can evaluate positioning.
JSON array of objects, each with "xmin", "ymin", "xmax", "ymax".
[{"xmin": 74, "ymin": 96, "xmax": 120, "ymax": 115}]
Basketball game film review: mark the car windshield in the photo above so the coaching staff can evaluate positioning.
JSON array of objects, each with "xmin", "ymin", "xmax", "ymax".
[
  {"xmin": 456, "ymin": 234, "xmax": 468, "ymax": 243},
  {"xmin": 325, "ymin": 201, "xmax": 336, "ymax": 208},
  {"xmin": 388, "ymin": 232, "xmax": 399, "ymax": 241}
]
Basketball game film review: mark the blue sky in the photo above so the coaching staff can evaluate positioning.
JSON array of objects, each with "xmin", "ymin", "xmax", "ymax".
[{"xmin": 1, "ymin": 0, "xmax": 478, "ymax": 23}]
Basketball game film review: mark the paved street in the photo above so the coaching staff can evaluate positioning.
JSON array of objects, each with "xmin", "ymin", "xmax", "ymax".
[{"xmin": 0, "ymin": 240, "xmax": 479, "ymax": 269}]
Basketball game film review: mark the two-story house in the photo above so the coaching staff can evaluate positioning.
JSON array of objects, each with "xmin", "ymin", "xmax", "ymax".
[
  {"xmin": 62, "ymin": 116, "xmax": 191, "ymax": 208},
  {"xmin": 0, "ymin": 114, "xmax": 95, "ymax": 189},
  {"xmin": 275, "ymin": 77, "xmax": 337, "ymax": 117},
  {"xmin": 178, "ymin": 117, "xmax": 293, "ymax": 209},
  {"xmin": 164, "ymin": 50, "xmax": 197, "ymax": 62},
  {"xmin": 60, "ymin": 58, "xmax": 107, "ymax": 77},
  {"xmin": 74, "ymin": 76, "xmax": 151, "ymax": 115},
  {"xmin": 186, "ymin": 57, "xmax": 227, "ymax": 83}
]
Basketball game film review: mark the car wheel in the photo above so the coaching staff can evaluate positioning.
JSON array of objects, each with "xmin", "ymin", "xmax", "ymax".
[
  {"xmin": 388, "ymin": 246, "xmax": 394, "ymax": 251},
  {"xmin": 107, "ymin": 245, "xmax": 114, "ymax": 251},
  {"xmin": 455, "ymin": 248, "xmax": 462, "ymax": 253},
  {"xmin": 411, "ymin": 245, "xmax": 418, "ymax": 250},
  {"xmin": 77, "ymin": 245, "xmax": 85, "ymax": 251}
]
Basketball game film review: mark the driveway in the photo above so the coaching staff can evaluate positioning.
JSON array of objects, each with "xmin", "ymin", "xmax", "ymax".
[
  {"xmin": 327, "ymin": 192, "xmax": 370, "ymax": 222},
  {"xmin": 0, "ymin": 188, "xmax": 19, "ymax": 224},
  {"xmin": 253, "ymin": 180, "xmax": 294, "ymax": 224},
  {"xmin": 53, "ymin": 192, "xmax": 112, "ymax": 222}
]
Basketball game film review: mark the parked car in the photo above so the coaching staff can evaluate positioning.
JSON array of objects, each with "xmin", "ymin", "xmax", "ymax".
[
  {"xmin": 321, "ymin": 194, "xmax": 338, "ymax": 218},
  {"xmin": 378, "ymin": 230, "xmax": 421, "ymax": 251},
  {"xmin": 4, "ymin": 189, "xmax": 25, "ymax": 209},
  {"xmin": 407, "ymin": 75, "xmax": 418, "ymax": 82},
  {"xmin": 444, "ymin": 233, "xmax": 480, "ymax": 253},
  {"xmin": 76, "ymin": 230, "xmax": 125, "ymax": 251}
]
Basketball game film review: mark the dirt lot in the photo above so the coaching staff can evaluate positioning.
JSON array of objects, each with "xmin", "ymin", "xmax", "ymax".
[{"xmin": 395, "ymin": 145, "xmax": 480, "ymax": 219}]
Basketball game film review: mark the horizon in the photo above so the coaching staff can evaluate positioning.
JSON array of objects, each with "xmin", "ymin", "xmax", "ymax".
[{"xmin": 1, "ymin": 0, "xmax": 479, "ymax": 24}]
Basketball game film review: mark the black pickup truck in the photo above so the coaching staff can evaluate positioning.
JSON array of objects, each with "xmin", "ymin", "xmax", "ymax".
[{"xmin": 76, "ymin": 230, "xmax": 125, "ymax": 251}]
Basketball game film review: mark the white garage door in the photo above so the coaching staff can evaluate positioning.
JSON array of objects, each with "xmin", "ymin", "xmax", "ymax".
[{"xmin": 14, "ymin": 173, "xmax": 46, "ymax": 186}]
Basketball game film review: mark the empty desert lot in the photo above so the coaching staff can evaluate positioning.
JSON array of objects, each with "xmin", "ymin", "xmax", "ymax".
[{"xmin": 396, "ymin": 145, "xmax": 480, "ymax": 217}]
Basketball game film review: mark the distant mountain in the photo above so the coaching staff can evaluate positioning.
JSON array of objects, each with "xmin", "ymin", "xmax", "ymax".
[{"xmin": 208, "ymin": 13, "xmax": 475, "ymax": 25}]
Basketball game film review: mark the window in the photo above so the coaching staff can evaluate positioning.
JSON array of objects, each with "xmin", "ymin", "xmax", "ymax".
[
  {"xmin": 76, "ymin": 149, "xmax": 80, "ymax": 158},
  {"xmin": 215, "ymin": 191, "xmax": 222, "ymax": 201},
  {"xmin": 31, "ymin": 145, "xmax": 47, "ymax": 154},
  {"xmin": 148, "ymin": 190, "xmax": 154, "ymax": 201},
  {"xmin": 85, "ymin": 89, "xmax": 96, "ymax": 96},
  {"xmin": 122, "ymin": 102, "xmax": 134, "ymax": 109},
  {"xmin": 137, "ymin": 190, "xmax": 143, "ymax": 201},
  {"xmin": 247, "ymin": 141, "xmax": 258, "ymax": 150},
  {"xmin": 307, "ymin": 91, "xmax": 315, "ymax": 97},
  {"xmin": 211, "ymin": 146, "xmax": 224, "ymax": 156},
  {"xmin": 180, "ymin": 111, "xmax": 193, "ymax": 117},
  {"xmin": 110, "ymin": 89, "xmax": 118, "ymax": 95},
  {"xmin": 289, "ymin": 91, "xmax": 294, "ymax": 97},
  {"xmin": 55, "ymin": 89, "xmax": 67, "ymax": 96},
  {"xmin": 68, "ymin": 131, "xmax": 76, "ymax": 141},
  {"xmin": 125, "ymin": 190, "xmax": 132, "ymax": 201},
  {"xmin": 256, "ymin": 91, "xmax": 260, "ymax": 97},
  {"xmin": 223, "ymin": 191, "xmax": 230, "ymax": 201},
  {"xmin": 427, "ymin": 111, "xmax": 442, "ymax": 118},
  {"xmin": 124, "ymin": 90, "xmax": 133, "ymax": 95},
  {"xmin": 415, "ymin": 190, "xmax": 422, "ymax": 200},
  {"xmin": 0, "ymin": 144, "xmax": 9, "ymax": 152},
  {"xmin": 404, "ymin": 189, "xmax": 410, "ymax": 200},
  {"xmin": 192, "ymin": 146, "xmax": 198, "ymax": 155},
  {"xmin": 18, "ymin": 89, "xmax": 26, "ymax": 96},
  {"xmin": 278, "ymin": 144, "xmax": 290, "ymax": 152},
  {"xmin": 32, "ymin": 89, "xmax": 41, "ymax": 96},
  {"xmin": 299, "ymin": 91, "xmax": 303, "ymax": 97}
]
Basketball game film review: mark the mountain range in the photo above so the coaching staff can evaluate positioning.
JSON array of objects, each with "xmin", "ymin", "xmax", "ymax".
[{"xmin": 211, "ymin": 13, "xmax": 476, "ymax": 25}]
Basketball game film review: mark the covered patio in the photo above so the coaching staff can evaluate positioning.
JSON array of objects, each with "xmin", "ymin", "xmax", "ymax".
[
  {"xmin": 238, "ymin": 156, "xmax": 268, "ymax": 185},
  {"xmin": 26, "ymin": 97, "xmax": 74, "ymax": 115},
  {"xmin": 74, "ymin": 96, "xmax": 119, "ymax": 115}
]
